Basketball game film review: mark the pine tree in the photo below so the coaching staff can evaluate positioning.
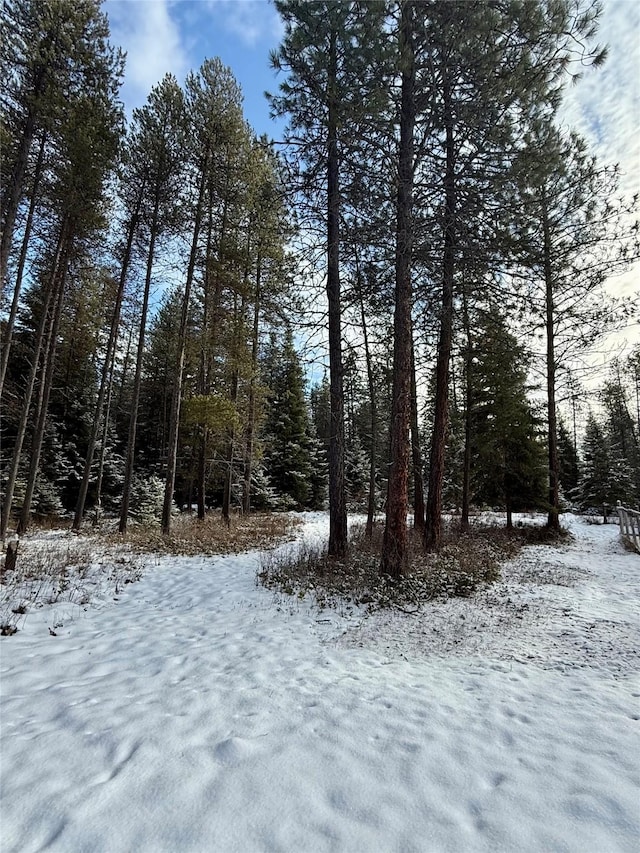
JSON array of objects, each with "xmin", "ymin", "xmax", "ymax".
[
  {"xmin": 420, "ymin": 0, "xmax": 605, "ymax": 549},
  {"xmin": 119, "ymin": 74, "xmax": 186, "ymax": 534},
  {"xmin": 261, "ymin": 330, "xmax": 314, "ymax": 509},
  {"xmin": 600, "ymin": 364, "xmax": 640, "ymax": 506},
  {"xmin": 468, "ymin": 306, "xmax": 546, "ymax": 527},
  {"xmin": 16, "ymin": 77, "xmax": 122, "ymax": 534},
  {"xmin": 0, "ymin": 0, "xmax": 124, "ymax": 289},
  {"xmin": 242, "ymin": 140, "xmax": 291, "ymax": 514},
  {"xmin": 72, "ymin": 132, "xmax": 148, "ymax": 530},
  {"xmin": 270, "ymin": 0, "xmax": 386, "ymax": 555},
  {"xmin": 557, "ymin": 417, "xmax": 580, "ymax": 503},
  {"xmin": 513, "ymin": 126, "xmax": 638, "ymax": 530},
  {"xmin": 1, "ymin": 6, "xmax": 123, "ymax": 538},
  {"xmin": 162, "ymin": 58, "xmax": 244, "ymax": 533},
  {"xmin": 577, "ymin": 412, "xmax": 634, "ymax": 511}
]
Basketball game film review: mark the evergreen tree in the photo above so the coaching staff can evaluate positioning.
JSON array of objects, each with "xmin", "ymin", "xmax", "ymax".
[
  {"xmin": 513, "ymin": 127, "xmax": 638, "ymax": 530},
  {"xmin": 577, "ymin": 412, "xmax": 634, "ymax": 510},
  {"xmin": 442, "ymin": 396, "xmax": 465, "ymax": 515},
  {"xmin": 161, "ymin": 58, "xmax": 244, "ymax": 533},
  {"xmin": 72, "ymin": 127, "xmax": 149, "ymax": 530},
  {"xmin": 627, "ymin": 346, "xmax": 640, "ymax": 440},
  {"xmin": 310, "ymin": 379, "xmax": 330, "ymax": 455},
  {"xmin": 557, "ymin": 417, "xmax": 580, "ymax": 503},
  {"xmin": 119, "ymin": 74, "xmax": 186, "ymax": 534},
  {"xmin": 1, "ymin": 5, "xmax": 123, "ymax": 538},
  {"xmin": 261, "ymin": 330, "xmax": 314, "ymax": 509},
  {"xmin": 0, "ymin": 0, "xmax": 124, "ymax": 289},
  {"xmin": 241, "ymin": 139, "xmax": 291, "ymax": 514},
  {"xmin": 270, "ymin": 0, "xmax": 386, "ymax": 555},
  {"xmin": 469, "ymin": 306, "xmax": 546, "ymax": 527},
  {"xmin": 421, "ymin": 0, "xmax": 605, "ymax": 549},
  {"xmin": 600, "ymin": 364, "xmax": 640, "ymax": 505}
]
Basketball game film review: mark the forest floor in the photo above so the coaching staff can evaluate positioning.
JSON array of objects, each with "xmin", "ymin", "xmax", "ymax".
[{"xmin": 0, "ymin": 512, "xmax": 638, "ymax": 852}]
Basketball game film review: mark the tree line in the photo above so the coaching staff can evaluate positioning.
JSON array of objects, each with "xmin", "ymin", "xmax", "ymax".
[
  {"xmin": 1, "ymin": 0, "xmax": 638, "ymax": 577},
  {"xmin": 269, "ymin": 0, "xmax": 639, "ymax": 575},
  {"xmin": 1, "ymin": 0, "xmax": 298, "ymax": 541}
]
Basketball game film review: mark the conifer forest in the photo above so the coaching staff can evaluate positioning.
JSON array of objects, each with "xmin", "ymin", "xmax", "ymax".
[{"xmin": 1, "ymin": 0, "xmax": 639, "ymax": 578}]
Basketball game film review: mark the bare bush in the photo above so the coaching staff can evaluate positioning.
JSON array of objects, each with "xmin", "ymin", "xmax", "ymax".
[
  {"xmin": 0, "ymin": 535, "xmax": 142, "ymax": 636},
  {"xmin": 108, "ymin": 511, "xmax": 302, "ymax": 557},
  {"xmin": 258, "ymin": 520, "xmax": 555, "ymax": 613}
]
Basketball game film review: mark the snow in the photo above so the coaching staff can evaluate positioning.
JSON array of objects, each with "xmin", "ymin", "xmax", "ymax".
[{"xmin": 1, "ymin": 514, "xmax": 638, "ymax": 853}]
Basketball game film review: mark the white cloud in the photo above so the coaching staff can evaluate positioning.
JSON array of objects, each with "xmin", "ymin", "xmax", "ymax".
[
  {"xmin": 559, "ymin": 1, "xmax": 639, "ymax": 339},
  {"xmin": 205, "ymin": 0, "xmax": 284, "ymax": 47},
  {"xmin": 560, "ymin": 0, "xmax": 640, "ymax": 198},
  {"xmin": 105, "ymin": 0, "xmax": 190, "ymax": 109}
]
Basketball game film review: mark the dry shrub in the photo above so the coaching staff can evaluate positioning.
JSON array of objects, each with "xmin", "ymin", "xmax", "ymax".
[
  {"xmin": 111, "ymin": 511, "xmax": 302, "ymax": 557},
  {"xmin": 0, "ymin": 512, "xmax": 300, "ymax": 635},
  {"xmin": 258, "ymin": 520, "xmax": 536, "ymax": 612},
  {"xmin": 0, "ymin": 538, "xmax": 107, "ymax": 635}
]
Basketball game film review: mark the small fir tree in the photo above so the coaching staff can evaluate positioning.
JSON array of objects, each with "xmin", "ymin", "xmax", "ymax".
[{"xmin": 261, "ymin": 330, "xmax": 314, "ymax": 510}]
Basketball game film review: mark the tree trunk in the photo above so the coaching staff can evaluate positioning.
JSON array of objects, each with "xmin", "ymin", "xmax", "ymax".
[
  {"xmin": 354, "ymin": 252, "xmax": 377, "ymax": 539},
  {"xmin": 0, "ymin": 108, "xmax": 38, "ymax": 290},
  {"xmin": 425, "ymin": 67, "xmax": 455, "ymax": 553},
  {"xmin": 222, "ymin": 208, "xmax": 251, "ymax": 525},
  {"xmin": 17, "ymin": 239, "xmax": 71, "ymax": 534},
  {"xmin": 196, "ymin": 188, "xmax": 215, "ymax": 520},
  {"xmin": 222, "ymin": 284, "xmax": 247, "ymax": 525},
  {"xmin": 506, "ymin": 493, "xmax": 513, "ymax": 530},
  {"xmin": 542, "ymin": 191, "xmax": 560, "ymax": 530},
  {"xmin": 114, "ymin": 319, "xmax": 134, "ymax": 417},
  {"xmin": 410, "ymin": 339, "xmax": 425, "ymax": 532},
  {"xmin": 0, "ymin": 131, "xmax": 47, "ymax": 396},
  {"xmin": 381, "ymin": 0, "xmax": 415, "ymax": 578},
  {"xmin": 0, "ymin": 218, "xmax": 68, "ymax": 541},
  {"xmin": 197, "ymin": 435, "xmax": 207, "ymax": 521},
  {"xmin": 73, "ymin": 181, "xmax": 145, "ymax": 530},
  {"xmin": 162, "ymin": 159, "xmax": 208, "ymax": 535},
  {"xmin": 461, "ymin": 286, "xmax": 472, "ymax": 532},
  {"xmin": 93, "ymin": 343, "xmax": 116, "ymax": 525},
  {"xmin": 196, "ymin": 175, "xmax": 229, "ymax": 520},
  {"xmin": 243, "ymin": 252, "xmax": 262, "ymax": 514},
  {"xmin": 119, "ymin": 192, "xmax": 160, "ymax": 534},
  {"xmin": 327, "ymin": 25, "xmax": 347, "ymax": 558}
]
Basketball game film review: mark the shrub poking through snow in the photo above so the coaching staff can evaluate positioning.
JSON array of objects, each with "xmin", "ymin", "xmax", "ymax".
[
  {"xmin": 0, "ymin": 536, "xmax": 142, "ymax": 635},
  {"xmin": 258, "ymin": 521, "xmax": 559, "ymax": 612},
  {"xmin": 0, "ymin": 513, "xmax": 302, "ymax": 635}
]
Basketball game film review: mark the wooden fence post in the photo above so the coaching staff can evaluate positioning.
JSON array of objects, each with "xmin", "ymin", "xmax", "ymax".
[{"xmin": 617, "ymin": 501, "xmax": 640, "ymax": 553}]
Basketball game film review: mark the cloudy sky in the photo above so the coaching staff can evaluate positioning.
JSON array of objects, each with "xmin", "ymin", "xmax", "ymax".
[
  {"xmin": 104, "ymin": 0, "xmax": 284, "ymax": 135},
  {"xmin": 104, "ymin": 0, "xmax": 638, "ymax": 161},
  {"xmin": 559, "ymin": 0, "xmax": 639, "ymax": 203}
]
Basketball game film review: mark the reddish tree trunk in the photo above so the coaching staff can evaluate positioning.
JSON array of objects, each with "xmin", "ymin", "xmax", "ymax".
[
  {"xmin": 381, "ymin": 0, "xmax": 415, "ymax": 578},
  {"xmin": 542, "ymin": 192, "xmax": 560, "ymax": 530},
  {"xmin": 327, "ymin": 26, "xmax": 347, "ymax": 558},
  {"xmin": 425, "ymin": 68, "xmax": 455, "ymax": 553}
]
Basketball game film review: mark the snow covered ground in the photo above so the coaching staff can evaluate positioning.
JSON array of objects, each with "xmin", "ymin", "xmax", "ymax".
[{"xmin": 1, "ymin": 514, "xmax": 638, "ymax": 853}]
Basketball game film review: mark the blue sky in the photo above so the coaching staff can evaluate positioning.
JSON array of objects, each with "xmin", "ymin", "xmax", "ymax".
[
  {"xmin": 104, "ymin": 0, "xmax": 638, "ymax": 360},
  {"xmin": 105, "ymin": 0, "xmax": 638, "ymax": 186},
  {"xmin": 105, "ymin": 0, "xmax": 285, "ymax": 138}
]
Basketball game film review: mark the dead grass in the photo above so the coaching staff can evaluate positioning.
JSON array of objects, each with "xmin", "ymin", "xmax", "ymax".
[
  {"xmin": 0, "ymin": 511, "xmax": 299, "ymax": 636},
  {"xmin": 0, "ymin": 536, "xmax": 143, "ymax": 636},
  {"xmin": 107, "ymin": 511, "xmax": 302, "ymax": 556}
]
